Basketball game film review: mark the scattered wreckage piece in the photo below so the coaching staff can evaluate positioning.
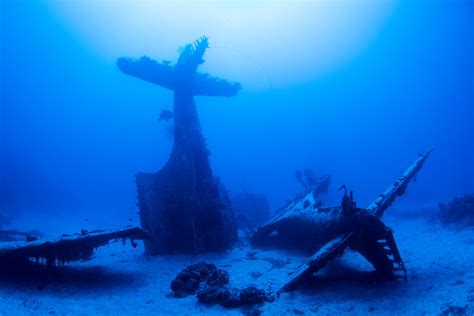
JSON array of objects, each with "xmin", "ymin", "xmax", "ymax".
[
  {"xmin": 250, "ymin": 151, "xmax": 431, "ymax": 293},
  {"xmin": 1, "ymin": 215, "xmax": 44, "ymax": 242},
  {"xmin": 0, "ymin": 229, "xmax": 44, "ymax": 242},
  {"xmin": 0, "ymin": 226, "xmax": 148, "ymax": 266},
  {"xmin": 295, "ymin": 169, "xmax": 330, "ymax": 195},
  {"xmin": 272, "ymin": 174, "xmax": 331, "ymax": 220},
  {"xmin": 118, "ymin": 37, "xmax": 239, "ymax": 255},
  {"xmin": 438, "ymin": 193, "xmax": 474, "ymax": 226}
]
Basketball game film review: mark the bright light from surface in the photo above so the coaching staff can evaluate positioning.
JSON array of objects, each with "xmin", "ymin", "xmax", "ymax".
[{"xmin": 47, "ymin": 0, "xmax": 396, "ymax": 90}]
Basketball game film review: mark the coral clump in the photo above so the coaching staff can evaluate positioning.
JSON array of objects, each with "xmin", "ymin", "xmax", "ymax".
[
  {"xmin": 170, "ymin": 262, "xmax": 227, "ymax": 297},
  {"xmin": 171, "ymin": 262, "xmax": 273, "ymax": 309}
]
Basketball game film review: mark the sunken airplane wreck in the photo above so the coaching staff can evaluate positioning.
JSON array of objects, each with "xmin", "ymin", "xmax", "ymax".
[
  {"xmin": 117, "ymin": 37, "xmax": 240, "ymax": 255},
  {"xmin": 0, "ymin": 226, "xmax": 148, "ymax": 266},
  {"xmin": 251, "ymin": 151, "xmax": 431, "ymax": 293},
  {"xmin": 0, "ymin": 35, "xmax": 430, "ymax": 300}
]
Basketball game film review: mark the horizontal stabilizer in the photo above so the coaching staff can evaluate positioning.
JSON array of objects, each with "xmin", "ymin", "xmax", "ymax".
[
  {"xmin": 117, "ymin": 57, "xmax": 175, "ymax": 91},
  {"xmin": 117, "ymin": 56, "xmax": 241, "ymax": 97},
  {"xmin": 193, "ymin": 73, "xmax": 241, "ymax": 97}
]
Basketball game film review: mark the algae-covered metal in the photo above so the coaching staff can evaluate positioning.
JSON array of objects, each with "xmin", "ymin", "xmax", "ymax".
[
  {"xmin": 250, "ymin": 151, "xmax": 431, "ymax": 292},
  {"xmin": 0, "ymin": 226, "xmax": 148, "ymax": 266},
  {"xmin": 118, "ymin": 37, "xmax": 240, "ymax": 255}
]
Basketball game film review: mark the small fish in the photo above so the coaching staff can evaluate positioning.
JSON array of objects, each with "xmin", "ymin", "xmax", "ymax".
[{"xmin": 158, "ymin": 109, "xmax": 173, "ymax": 122}]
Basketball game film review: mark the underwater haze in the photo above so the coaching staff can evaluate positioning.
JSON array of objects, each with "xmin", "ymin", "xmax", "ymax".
[
  {"xmin": 1, "ymin": 0, "xmax": 472, "ymax": 228},
  {"xmin": 1, "ymin": 0, "xmax": 474, "ymax": 315}
]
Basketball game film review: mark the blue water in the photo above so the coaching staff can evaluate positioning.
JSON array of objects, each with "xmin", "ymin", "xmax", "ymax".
[
  {"xmin": 1, "ymin": 1, "xmax": 474, "ymax": 315},
  {"xmin": 1, "ymin": 1, "xmax": 472, "ymax": 225}
]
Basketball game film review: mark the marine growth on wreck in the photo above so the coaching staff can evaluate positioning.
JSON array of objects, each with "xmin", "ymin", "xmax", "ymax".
[
  {"xmin": 1, "ymin": 2, "xmax": 473, "ymax": 315},
  {"xmin": 118, "ymin": 37, "xmax": 240, "ymax": 254}
]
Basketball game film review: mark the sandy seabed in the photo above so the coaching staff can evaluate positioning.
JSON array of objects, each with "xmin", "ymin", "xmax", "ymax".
[{"xmin": 1, "ymin": 217, "xmax": 473, "ymax": 315}]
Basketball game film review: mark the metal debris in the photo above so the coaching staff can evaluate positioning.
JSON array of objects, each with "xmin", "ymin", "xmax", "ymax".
[
  {"xmin": 0, "ymin": 226, "xmax": 148, "ymax": 266},
  {"xmin": 250, "ymin": 151, "xmax": 431, "ymax": 293}
]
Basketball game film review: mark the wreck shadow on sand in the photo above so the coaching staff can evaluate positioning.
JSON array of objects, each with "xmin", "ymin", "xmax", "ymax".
[
  {"xmin": 295, "ymin": 260, "xmax": 405, "ymax": 300},
  {"xmin": 0, "ymin": 259, "xmax": 144, "ymax": 293}
]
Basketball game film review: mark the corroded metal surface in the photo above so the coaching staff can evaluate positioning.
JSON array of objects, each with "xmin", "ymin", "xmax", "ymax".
[
  {"xmin": 251, "ymin": 151, "xmax": 431, "ymax": 292},
  {"xmin": 0, "ymin": 226, "xmax": 148, "ymax": 266}
]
